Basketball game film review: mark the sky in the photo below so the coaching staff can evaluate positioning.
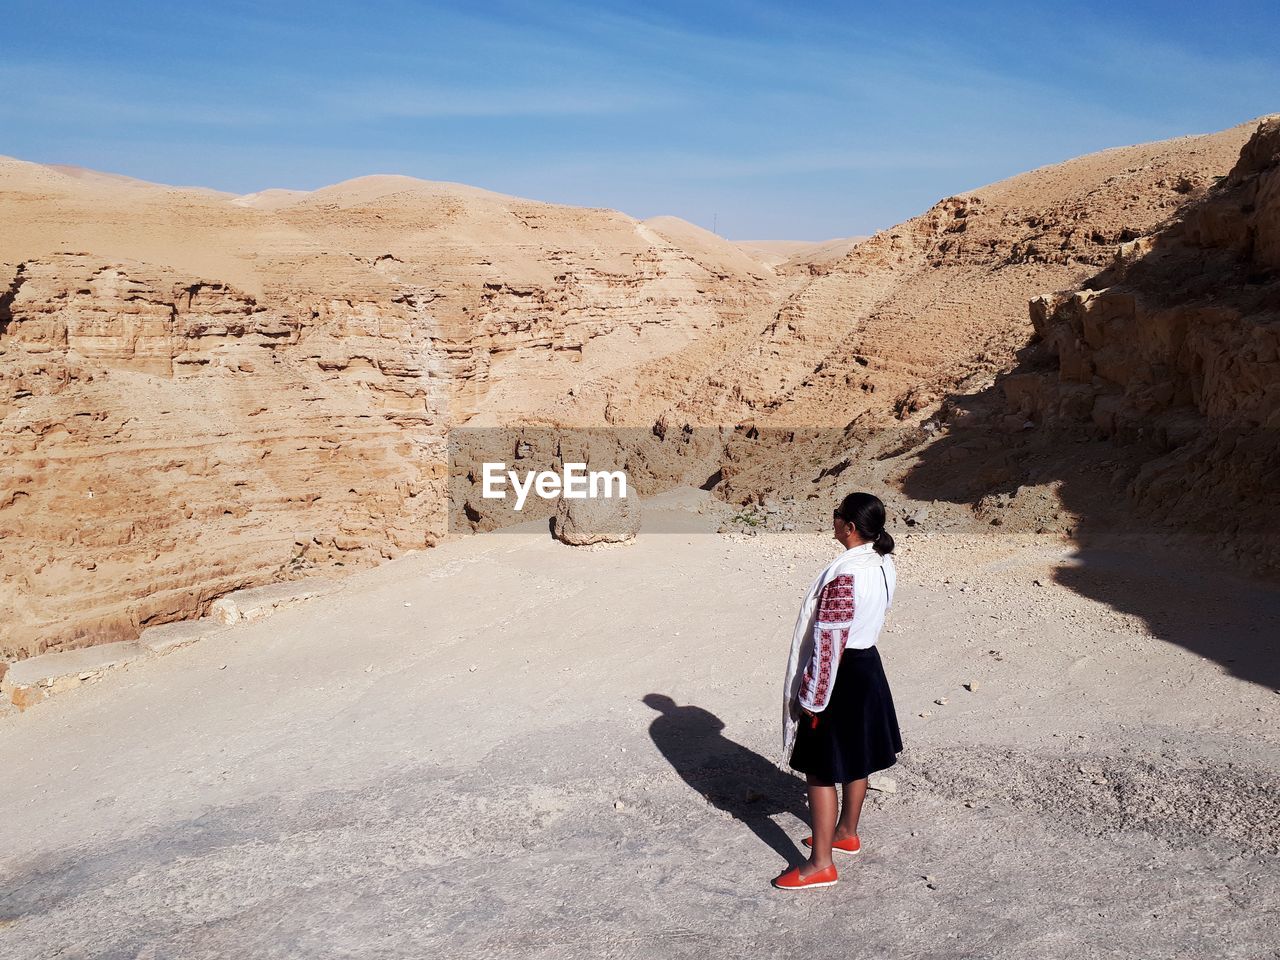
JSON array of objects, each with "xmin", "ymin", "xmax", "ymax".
[{"xmin": 3, "ymin": 1, "xmax": 1278, "ymax": 239}]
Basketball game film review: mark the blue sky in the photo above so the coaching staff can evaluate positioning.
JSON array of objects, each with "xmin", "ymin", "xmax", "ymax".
[{"xmin": 4, "ymin": 1, "xmax": 1277, "ymax": 238}]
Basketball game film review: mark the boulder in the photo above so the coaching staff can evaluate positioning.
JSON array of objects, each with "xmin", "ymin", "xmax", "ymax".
[
  {"xmin": 551, "ymin": 494, "xmax": 641, "ymax": 545},
  {"xmin": 208, "ymin": 580, "xmax": 337, "ymax": 625}
]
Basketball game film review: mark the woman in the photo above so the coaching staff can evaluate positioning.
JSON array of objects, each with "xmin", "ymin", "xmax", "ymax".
[{"xmin": 773, "ymin": 491, "xmax": 902, "ymax": 890}]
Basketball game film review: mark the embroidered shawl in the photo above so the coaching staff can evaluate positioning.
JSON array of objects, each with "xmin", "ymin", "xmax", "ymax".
[{"xmin": 781, "ymin": 542, "xmax": 896, "ymax": 762}]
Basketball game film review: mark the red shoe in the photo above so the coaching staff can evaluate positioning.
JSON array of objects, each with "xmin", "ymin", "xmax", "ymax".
[
  {"xmin": 802, "ymin": 834, "xmax": 862, "ymax": 855},
  {"xmin": 772, "ymin": 864, "xmax": 838, "ymax": 890}
]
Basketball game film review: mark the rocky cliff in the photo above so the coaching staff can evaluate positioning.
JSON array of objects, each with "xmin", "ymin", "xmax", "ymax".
[
  {"xmin": 1007, "ymin": 117, "xmax": 1280, "ymax": 572},
  {"xmin": 0, "ymin": 166, "xmax": 777, "ymax": 659},
  {"xmin": 571, "ymin": 121, "xmax": 1258, "ymax": 438},
  {"xmin": 594, "ymin": 121, "xmax": 1262, "ymax": 512},
  {"xmin": 0, "ymin": 254, "xmax": 445, "ymax": 657},
  {"xmin": 3, "ymin": 117, "xmax": 1275, "ymax": 659}
]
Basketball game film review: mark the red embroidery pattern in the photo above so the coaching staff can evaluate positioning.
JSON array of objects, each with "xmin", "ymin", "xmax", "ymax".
[
  {"xmin": 816, "ymin": 575, "xmax": 855, "ymax": 624},
  {"xmin": 802, "ymin": 576, "xmax": 856, "ymax": 705}
]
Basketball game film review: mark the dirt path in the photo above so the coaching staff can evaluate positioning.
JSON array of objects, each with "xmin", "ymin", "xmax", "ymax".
[{"xmin": 2, "ymin": 494, "xmax": 1277, "ymax": 959}]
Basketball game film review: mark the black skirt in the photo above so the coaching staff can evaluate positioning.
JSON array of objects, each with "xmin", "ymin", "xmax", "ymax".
[{"xmin": 789, "ymin": 646, "xmax": 903, "ymax": 785}]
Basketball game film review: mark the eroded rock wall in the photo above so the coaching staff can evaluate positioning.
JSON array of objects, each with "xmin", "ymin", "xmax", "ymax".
[
  {"xmin": 581, "ymin": 120, "xmax": 1259, "ymax": 445},
  {"xmin": 1012, "ymin": 119, "xmax": 1280, "ymax": 572},
  {"xmin": 2, "ymin": 118, "xmax": 1274, "ymax": 657},
  {"xmin": 0, "ymin": 161, "xmax": 785, "ymax": 658},
  {"xmin": 0, "ymin": 255, "xmax": 446, "ymax": 658}
]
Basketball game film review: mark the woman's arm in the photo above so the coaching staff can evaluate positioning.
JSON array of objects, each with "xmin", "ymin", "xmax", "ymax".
[{"xmin": 800, "ymin": 574, "xmax": 857, "ymax": 708}]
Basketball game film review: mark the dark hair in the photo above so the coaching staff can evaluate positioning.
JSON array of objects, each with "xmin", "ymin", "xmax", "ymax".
[{"xmin": 835, "ymin": 492, "xmax": 894, "ymax": 555}]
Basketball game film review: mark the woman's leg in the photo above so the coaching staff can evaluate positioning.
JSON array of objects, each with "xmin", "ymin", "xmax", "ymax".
[
  {"xmin": 836, "ymin": 777, "xmax": 867, "ymax": 840},
  {"xmin": 805, "ymin": 775, "xmax": 838, "ymax": 874}
]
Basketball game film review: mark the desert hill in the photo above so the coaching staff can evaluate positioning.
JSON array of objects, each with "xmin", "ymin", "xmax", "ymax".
[
  {"xmin": 734, "ymin": 236, "xmax": 866, "ymax": 271},
  {"xmin": 949, "ymin": 116, "xmax": 1280, "ymax": 573},
  {"xmin": 2, "ymin": 118, "xmax": 1276, "ymax": 658},
  {"xmin": 582, "ymin": 121, "xmax": 1259, "ymax": 433},
  {"xmin": 0, "ymin": 161, "xmax": 777, "ymax": 658},
  {"xmin": 700, "ymin": 118, "xmax": 1279, "ymax": 581}
]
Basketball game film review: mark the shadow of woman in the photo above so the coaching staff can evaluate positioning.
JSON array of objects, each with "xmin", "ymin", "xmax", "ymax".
[{"xmin": 643, "ymin": 693, "xmax": 809, "ymax": 866}]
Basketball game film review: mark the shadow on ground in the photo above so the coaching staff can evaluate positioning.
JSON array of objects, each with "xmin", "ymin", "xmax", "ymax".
[
  {"xmin": 1054, "ymin": 546, "xmax": 1280, "ymax": 691},
  {"xmin": 901, "ymin": 349, "xmax": 1280, "ymax": 692},
  {"xmin": 643, "ymin": 694, "xmax": 808, "ymax": 866}
]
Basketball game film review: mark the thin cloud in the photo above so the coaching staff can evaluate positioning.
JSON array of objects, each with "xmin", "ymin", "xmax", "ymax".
[
  {"xmin": 4, "ymin": 1, "xmax": 1276, "ymax": 237},
  {"xmin": 323, "ymin": 84, "xmax": 678, "ymax": 119},
  {"xmin": 0, "ymin": 64, "xmax": 280, "ymax": 127}
]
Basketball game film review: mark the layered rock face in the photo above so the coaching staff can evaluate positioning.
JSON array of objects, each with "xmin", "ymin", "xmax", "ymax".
[
  {"xmin": 3, "ymin": 117, "xmax": 1274, "ymax": 658},
  {"xmin": 582, "ymin": 121, "xmax": 1262, "ymax": 511},
  {"xmin": 1010, "ymin": 118, "xmax": 1280, "ymax": 572},
  {"xmin": 0, "ymin": 167, "xmax": 776, "ymax": 659},
  {"xmin": 575, "ymin": 122, "xmax": 1258, "ymax": 438},
  {"xmin": 0, "ymin": 255, "xmax": 446, "ymax": 657}
]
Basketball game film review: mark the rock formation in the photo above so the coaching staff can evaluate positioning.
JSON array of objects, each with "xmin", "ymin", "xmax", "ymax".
[
  {"xmin": 616, "ymin": 120, "xmax": 1264, "ymax": 510},
  {"xmin": 551, "ymin": 494, "xmax": 642, "ymax": 546},
  {"xmin": 2, "ymin": 116, "xmax": 1276, "ymax": 659},
  {"xmin": 1008, "ymin": 117, "xmax": 1280, "ymax": 572},
  {"xmin": 0, "ymin": 254, "xmax": 444, "ymax": 658},
  {"xmin": 559, "ymin": 120, "xmax": 1258, "ymax": 454},
  {"xmin": 0, "ymin": 165, "xmax": 775, "ymax": 659}
]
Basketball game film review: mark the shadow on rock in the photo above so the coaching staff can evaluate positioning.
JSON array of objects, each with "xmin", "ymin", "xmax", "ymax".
[
  {"xmin": 899, "ymin": 143, "xmax": 1280, "ymax": 691},
  {"xmin": 643, "ymin": 693, "xmax": 808, "ymax": 866},
  {"xmin": 900, "ymin": 345, "xmax": 1280, "ymax": 692}
]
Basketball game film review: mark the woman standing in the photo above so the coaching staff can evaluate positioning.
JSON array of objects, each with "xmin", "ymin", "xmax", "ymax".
[{"xmin": 773, "ymin": 492, "xmax": 902, "ymax": 890}]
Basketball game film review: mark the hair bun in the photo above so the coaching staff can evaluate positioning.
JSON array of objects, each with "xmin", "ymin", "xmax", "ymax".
[{"xmin": 836, "ymin": 491, "xmax": 894, "ymax": 555}]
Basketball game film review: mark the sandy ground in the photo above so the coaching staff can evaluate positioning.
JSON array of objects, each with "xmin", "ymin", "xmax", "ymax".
[{"xmin": 1, "ymin": 493, "xmax": 1278, "ymax": 959}]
